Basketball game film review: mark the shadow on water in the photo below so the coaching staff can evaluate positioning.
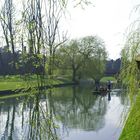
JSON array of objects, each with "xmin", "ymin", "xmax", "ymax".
[{"xmin": 0, "ymin": 85, "xmax": 129, "ymax": 140}]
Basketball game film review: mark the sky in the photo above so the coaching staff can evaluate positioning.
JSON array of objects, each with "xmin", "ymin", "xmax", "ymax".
[
  {"xmin": 0, "ymin": 0, "xmax": 139, "ymax": 60},
  {"xmin": 64, "ymin": 0, "xmax": 140, "ymax": 59}
]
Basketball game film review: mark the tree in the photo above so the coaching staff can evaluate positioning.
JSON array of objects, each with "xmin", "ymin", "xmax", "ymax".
[
  {"xmin": 0, "ymin": 0, "xmax": 16, "ymax": 70},
  {"xmin": 105, "ymin": 59, "xmax": 121, "ymax": 76},
  {"xmin": 120, "ymin": 29, "xmax": 140, "ymax": 102},
  {"xmin": 79, "ymin": 36, "xmax": 107, "ymax": 85},
  {"xmin": 22, "ymin": 0, "xmax": 45, "ymax": 78},
  {"xmin": 56, "ymin": 36, "xmax": 107, "ymax": 82},
  {"xmin": 44, "ymin": 0, "xmax": 67, "ymax": 76},
  {"xmin": 56, "ymin": 40, "xmax": 84, "ymax": 82}
]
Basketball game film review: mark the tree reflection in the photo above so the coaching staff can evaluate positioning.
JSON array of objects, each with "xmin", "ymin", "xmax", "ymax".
[
  {"xmin": 1, "ymin": 106, "xmax": 10, "ymax": 140},
  {"xmin": 0, "ymin": 86, "xmax": 109, "ymax": 140},
  {"xmin": 119, "ymin": 91, "xmax": 129, "ymax": 106},
  {"xmin": 111, "ymin": 89, "xmax": 129, "ymax": 106},
  {"xmin": 51, "ymin": 86, "xmax": 107, "ymax": 132},
  {"xmin": 23, "ymin": 90, "xmax": 59, "ymax": 140},
  {"xmin": 1, "ymin": 102, "xmax": 16, "ymax": 140},
  {"xmin": 0, "ymin": 90, "xmax": 59, "ymax": 140}
]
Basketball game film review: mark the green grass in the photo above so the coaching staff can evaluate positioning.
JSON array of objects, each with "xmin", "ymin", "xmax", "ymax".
[
  {"xmin": 119, "ymin": 93, "xmax": 140, "ymax": 140},
  {"xmin": 0, "ymin": 81, "xmax": 27, "ymax": 91},
  {"xmin": 0, "ymin": 75, "xmax": 116, "ymax": 91},
  {"xmin": 0, "ymin": 75, "xmax": 71, "ymax": 91},
  {"xmin": 0, "ymin": 75, "xmax": 39, "ymax": 91},
  {"xmin": 0, "ymin": 74, "xmax": 42, "ymax": 82},
  {"xmin": 100, "ymin": 76, "xmax": 116, "ymax": 83},
  {"xmin": 0, "ymin": 92, "xmax": 29, "ymax": 100}
]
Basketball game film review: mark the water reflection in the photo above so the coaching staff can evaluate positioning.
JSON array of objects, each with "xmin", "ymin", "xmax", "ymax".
[
  {"xmin": 52, "ymin": 86, "xmax": 107, "ymax": 132},
  {"xmin": 0, "ymin": 86, "xmax": 128, "ymax": 140},
  {"xmin": 0, "ymin": 90, "xmax": 58, "ymax": 140},
  {"xmin": 108, "ymin": 92, "xmax": 111, "ymax": 101}
]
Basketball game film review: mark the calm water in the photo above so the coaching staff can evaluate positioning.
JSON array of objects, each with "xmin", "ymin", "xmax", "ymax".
[{"xmin": 0, "ymin": 86, "xmax": 129, "ymax": 140}]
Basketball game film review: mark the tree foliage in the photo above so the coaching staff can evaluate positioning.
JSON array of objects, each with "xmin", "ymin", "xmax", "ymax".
[
  {"xmin": 80, "ymin": 36, "xmax": 107, "ymax": 82},
  {"xmin": 120, "ymin": 29, "xmax": 140, "ymax": 102},
  {"xmin": 56, "ymin": 36, "xmax": 107, "ymax": 82},
  {"xmin": 0, "ymin": 0, "xmax": 107, "ymax": 85}
]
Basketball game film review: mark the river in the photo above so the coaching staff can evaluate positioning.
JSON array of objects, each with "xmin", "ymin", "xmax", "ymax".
[{"xmin": 0, "ymin": 85, "xmax": 129, "ymax": 140}]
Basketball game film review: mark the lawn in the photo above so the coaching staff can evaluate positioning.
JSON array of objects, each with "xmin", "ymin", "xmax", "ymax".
[
  {"xmin": 100, "ymin": 76, "xmax": 117, "ymax": 83},
  {"xmin": 0, "ymin": 81, "xmax": 27, "ymax": 91},
  {"xmin": 0, "ymin": 75, "xmax": 71, "ymax": 91},
  {"xmin": 119, "ymin": 93, "xmax": 140, "ymax": 140},
  {"xmin": 0, "ymin": 75, "xmax": 117, "ymax": 91}
]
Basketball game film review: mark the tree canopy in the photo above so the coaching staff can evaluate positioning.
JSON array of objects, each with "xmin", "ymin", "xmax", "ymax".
[{"xmin": 55, "ymin": 36, "xmax": 107, "ymax": 82}]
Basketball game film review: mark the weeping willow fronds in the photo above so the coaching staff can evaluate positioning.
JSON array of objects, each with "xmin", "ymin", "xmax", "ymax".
[{"xmin": 120, "ymin": 29, "xmax": 140, "ymax": 103}]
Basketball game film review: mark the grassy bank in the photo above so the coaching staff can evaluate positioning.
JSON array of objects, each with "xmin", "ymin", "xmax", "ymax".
[
  {"xmin": 100, "ymin": 76, "xmax": 116, "ymax": 83},
  {"xmin": 119, "ymin": 93, "xmax": 140, "ymax": 140},
  {"xmin": 0, "ymin": 75, "xmax": 70, "ymax": 91},
  {"xmin": 0, "ymin": 75, "xmax": 116, "ymax": 91}
]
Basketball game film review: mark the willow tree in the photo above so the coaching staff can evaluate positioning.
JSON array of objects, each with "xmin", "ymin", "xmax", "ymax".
[
  {"xmin": 120, "ymin": 29, "xmax": 140, "ymax": 102},
  {"xmin": 56, "ymin": 40, "xmax": 85, "ymax": 82},
  {"xmin": 55, "ymin": 36, "xmax": 107, "ymax": 82},
  {"xmin": 80, "ymin": 36, "xmax": 107, "ymax": 85}
]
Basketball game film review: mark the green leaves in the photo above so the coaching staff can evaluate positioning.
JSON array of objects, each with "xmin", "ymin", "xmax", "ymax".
[
  {"xmin": 56, "ymin": 36, "xmax": 107, "ymax": 81},
  {"xmin": 120, "ymin": 30, "xmax": 140, "ymax": 103}
]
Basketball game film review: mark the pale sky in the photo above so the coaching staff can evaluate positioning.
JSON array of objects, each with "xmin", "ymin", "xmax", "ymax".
[
  {"xmin": 0, "ymin": 0, "xmax": 139, "ymax": 60},
  {"xmin": 64, "ymin": 0, "xmax": 140, "ymax": 59}
]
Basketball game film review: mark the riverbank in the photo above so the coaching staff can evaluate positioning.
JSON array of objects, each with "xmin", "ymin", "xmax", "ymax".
[
  {"xmin": 0, "ymin": 75, "xmax": 116, "ymax": 91},
  {"xmin": 100, "ymin": 76, "xmax": 117, "ymax": 83},
  {"xmin": 0, "ymin": 75, "xmax": 116, "ymax": 98},
  {"xmin": 119, "ymin": 93, "xmax": 140, "ymax": 140},
  {"xmin": 0, "ymin": 75, "xmax": 71, "ymax": 91}
]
